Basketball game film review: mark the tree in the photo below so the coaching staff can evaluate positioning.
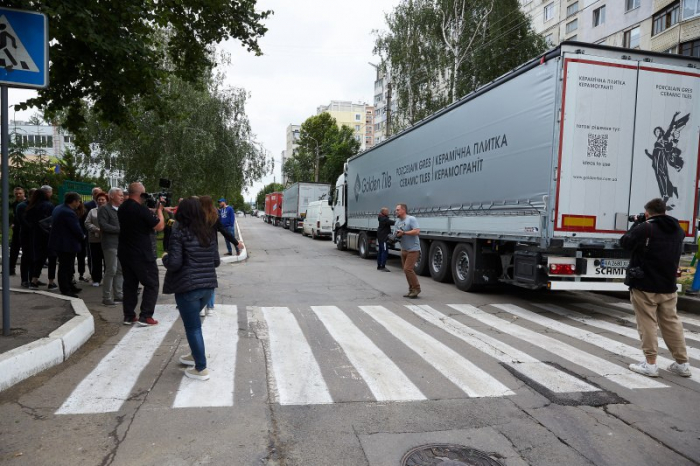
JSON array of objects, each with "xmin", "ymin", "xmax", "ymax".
[
  {"xmin": 78, "ymin": 66, "xmax": 267, "ymax": 201},
  {"xmin": 7, "ymin": 0, "xmax": 272, "ymax": 135},
  {"xmin": 255, "ymin": 182, "xmax": 285, "ymax": 210},
  {"xmin": 375, "ymin": 0, "xmax": 545, "ymax": 130},
  {"xmin": 282, "ymin": 113, "xmax": 360, "ymax": 185}
]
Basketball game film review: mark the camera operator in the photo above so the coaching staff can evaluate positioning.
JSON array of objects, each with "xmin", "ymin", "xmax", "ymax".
[
  {"xmin": 118, "ymin": 182, "xmax": 165, "ymax": 326},
  {"xmin": 619, "ymin": 198, "xmax": 691, "ymax": 378}
]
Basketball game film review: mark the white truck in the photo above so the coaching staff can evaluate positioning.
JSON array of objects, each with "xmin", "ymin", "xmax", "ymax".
[
  {"xmin": 282, "ymin": 182, "xmax": 331, "ymax": 232},
  {"xmin": 332, "ymin": 42, "xmax": 700, "ymax": 292}
]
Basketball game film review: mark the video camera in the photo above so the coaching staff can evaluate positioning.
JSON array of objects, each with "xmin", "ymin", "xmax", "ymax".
[
  {"xmin": 141, "ymin": 178, "xmax": 172, "ymax": 208},
  {"xmin": 628, "ymin": 212, "xmax": 645, "ymax": 223}
]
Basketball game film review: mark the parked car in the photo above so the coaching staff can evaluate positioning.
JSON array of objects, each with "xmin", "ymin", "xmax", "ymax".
[{"xmin": 303, "ymin": 200, "xmax": 333, "ymax": 239}]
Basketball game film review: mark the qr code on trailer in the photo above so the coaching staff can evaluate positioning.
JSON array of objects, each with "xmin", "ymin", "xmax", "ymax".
[{"xmin": 587, "ymin": 133, "xmax": 608, "ymax": 158}]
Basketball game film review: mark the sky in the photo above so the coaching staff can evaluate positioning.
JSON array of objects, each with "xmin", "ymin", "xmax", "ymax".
[{"xmin": 8, "ymin": 0, "xmax": 400, "ymax": 204}]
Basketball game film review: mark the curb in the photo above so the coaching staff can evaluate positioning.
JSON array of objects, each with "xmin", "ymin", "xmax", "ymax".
[
  {"xmin": 0, "ymin": 289, "xmax": 95, "ymax": 392},
  {"xmin": 157, "ymin": 222, "xmax": 248, "ymax": 266}
]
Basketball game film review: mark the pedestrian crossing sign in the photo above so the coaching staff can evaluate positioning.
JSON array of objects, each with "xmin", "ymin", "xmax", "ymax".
[{"xmin": 0, "ymin": 7, "xmax": 48, "ymax": 89}]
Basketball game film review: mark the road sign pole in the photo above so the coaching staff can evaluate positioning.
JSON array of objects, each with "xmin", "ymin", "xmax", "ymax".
[{"xmin": 1, "ymin": 85, "xmax": 9, "ymax": 336}]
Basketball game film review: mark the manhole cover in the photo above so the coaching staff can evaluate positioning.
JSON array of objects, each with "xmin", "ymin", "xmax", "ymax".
[{"xmin": 401, "ymin": 444, "xmax": 505, "ymax": 466}]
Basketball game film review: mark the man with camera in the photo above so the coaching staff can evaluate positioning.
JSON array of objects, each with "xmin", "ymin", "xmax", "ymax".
[
  {"xmin": 620, "ymin": 198, "xmax": 691, "ymax": 378},
  {"xmin": 118, "ymin": 182, "xmax": 165, "ymax": 326},
  {"xmin": 395, "ymin": 203, "xmax": 421, "ymax": 298}
]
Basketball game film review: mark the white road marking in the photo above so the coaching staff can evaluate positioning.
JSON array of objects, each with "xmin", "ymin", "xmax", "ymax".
[
  {"xmin": 490, "ymin": 304, "xmax": 694, "ymax": 385},
  {"xmin": 56, "ymin": 306, "xmax": 180, "ymax": 414},
  {"xmin": 406, "ymin": 305, "xmax": 600, "ymax": 393},
  {"xmin": 359, "ymin": 305, "xmax": 514, "ymax": 398},
  {"xmin": 449, "ymin": 304, "xmax": 666, "ymax": 390},
  {"xmin": 311, "ymin": 306, "xmax": 425, "ymax": 402},
  {"xmin": 573, "ymin": 302, "xmax": 700, "ymax": 344},
  {"xmin": 261, "ymin": 307, "xmax": 332, "ymax": 405},
  {"xmin": 534, "ymin": 303, "xmax": 700, "ymax": 361},
  {"xmin": 173, "ymin": 305, "xmax": 239, "ymax": 408}
]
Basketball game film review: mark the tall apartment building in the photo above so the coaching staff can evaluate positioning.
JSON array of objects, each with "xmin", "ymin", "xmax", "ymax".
[
  {"xmin": 521, "ymin": 1, "xmax": 700, "ymax": 57},
  {"xmin": 316, "ymin": 100, "xmax": 374, "ymax": 151},
  {"xmin": 372, "ymin": 66, "xmax": 398, "ymax": 145}
]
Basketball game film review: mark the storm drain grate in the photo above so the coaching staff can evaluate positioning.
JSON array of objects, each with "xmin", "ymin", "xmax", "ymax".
[{"xmin": 401, "ymin": 444, "xmax": 505, "ymax": 466}]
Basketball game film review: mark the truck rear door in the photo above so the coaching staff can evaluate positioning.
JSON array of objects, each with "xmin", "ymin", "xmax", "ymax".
[{"xmin": 554, "ymin": 55, "xmax": 700, "ymax": 240}]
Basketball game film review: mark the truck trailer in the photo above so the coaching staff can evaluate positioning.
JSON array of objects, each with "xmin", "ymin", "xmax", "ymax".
[
  {"xmin": 264, "ymin": 192, "xmax": 283, "ymax": 225},
  {"xmin": 332, "ymin": 42, "xmax": 700, "ymax": 292},
  {"xmin": 282, "ymin": 182, "xmax": 331, "ymax": 232}
]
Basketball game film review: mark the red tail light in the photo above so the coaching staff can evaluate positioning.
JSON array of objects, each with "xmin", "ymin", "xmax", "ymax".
[{"xmin": 549, "ymin": 263, "xmax": 576, "ymax": 275}]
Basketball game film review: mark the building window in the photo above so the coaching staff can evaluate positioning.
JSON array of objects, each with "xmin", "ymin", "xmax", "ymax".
[
  {"xmin": 567, "ymin": 2, "xmax": 579, "ymax": 17},
  {"xmin": 624, "ymin": 26, "xmax": 641, "ymax": 49},
  {"xmin": 355, "ymin": 125, "xmax": 360, "ymax": 131},
  {"xmin": 545, "ymin": 33, "xmax": 554, "ymax": 46},
  {"xmin": 355, "ymin": 114, "xmax": 361, "ymax": 121},
  {"xmin": 566, "ymin": 19, "xmax": 578, "ymax": 34},
  {"xmin": 684, "ymin": 0, "xmax": 700, "ymax": 19},
  {"xmin": 680, "ymin": 39, "xmax": 700, "ymax": 57},
  {"xmin": 665, "ymin": 45, "xmax": 678, "ymax": 53},
  {"xmin": 626, "ymin": 0, "xmax": 640, "ymax": 12},
  {"xmin": 593, "ymin": 5, "xmax": 606, "ymax": 27},
  {"xmin": 544, "ymin": 3, "xmax": 554, "ymax": 22},
  {"xmin": 653, "ymin": 2, "xmax": 680, "ymax": 36}
]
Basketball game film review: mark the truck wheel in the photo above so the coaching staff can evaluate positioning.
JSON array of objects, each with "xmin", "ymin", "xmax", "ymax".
[
  {"xmin": 429, "ymin": 241, "xmax": 453, "ymax": 283},
  {"xmin": 358, "ymin": 232, "xmax": 370, "ymax": 259},
  {"xmin": 413, "ymin": 239, "xmax": 430, "ymax": 276},
  {"xmin": 452, "ymin": 243, "xmax": 480, "ymax": 292},
  {"xmin": 336, "ymin": 231, "xmax": 347, "ymax": 251}
]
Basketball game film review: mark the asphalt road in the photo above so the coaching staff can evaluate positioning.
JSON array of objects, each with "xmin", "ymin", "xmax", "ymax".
[{"xmin": 1, "ymin": 215, "xmax": 699, "ymax": 466}]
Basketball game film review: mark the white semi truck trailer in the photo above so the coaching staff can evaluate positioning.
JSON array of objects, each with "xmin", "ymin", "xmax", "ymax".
[
  {"xmin": 282, "ymin": 182, "xmax": 330, "ymax": 232},
  {"xmin": 332, "ymin": 42, "xmax": 700, "ymax": 292}
]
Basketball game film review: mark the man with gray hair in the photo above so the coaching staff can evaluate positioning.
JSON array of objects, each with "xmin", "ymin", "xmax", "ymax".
[{"xmin": 98, "ymin": 188, "xmax": 124, "ymax": 307}]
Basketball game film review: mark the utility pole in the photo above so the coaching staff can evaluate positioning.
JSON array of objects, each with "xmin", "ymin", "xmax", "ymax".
[
  {"xmin": 314, "ymin": 143, "xmax": 320, "ymax": 183},
  {"xmin": 385, "ymin": 81, "xmax": 392, "ymax": 139}
]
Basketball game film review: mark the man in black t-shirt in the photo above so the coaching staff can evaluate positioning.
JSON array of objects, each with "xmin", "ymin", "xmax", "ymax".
[{"xmin": 118, "ymin": 182, "xmax": 165, "ymax": 326}]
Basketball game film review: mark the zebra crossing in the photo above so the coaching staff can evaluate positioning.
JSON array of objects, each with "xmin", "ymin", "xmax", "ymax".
[{"xmin": 55, "ymin": 301, "xmax": 700, "ymax": 415}]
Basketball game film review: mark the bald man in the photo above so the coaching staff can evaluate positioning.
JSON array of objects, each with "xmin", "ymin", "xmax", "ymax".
[{"xmin": 118, "ymin": 182, "xmax": 165, "ymax": 326}]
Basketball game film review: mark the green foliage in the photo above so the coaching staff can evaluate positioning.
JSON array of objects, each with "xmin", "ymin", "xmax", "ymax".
[
  {"xmin": 7, "ymin": 0, "xmax": 272, "ymax": 135},
  {"xmin": 229, "ymin": 192, "xmax": 246, "ymax": 211},
  {"xmin": 282, "ymin": 113, "xmax": 360, "ymax": 185},
  {"xmin": 255, "ymin": 183, "xmax": 285, "ymax": 210},
  {"xmin": 375, "ymin": 0, "xmax": 546, "ymax": 130},
  {"xmin": 77, "ymin": 68, "xmax": 268, "ymax": 201}
]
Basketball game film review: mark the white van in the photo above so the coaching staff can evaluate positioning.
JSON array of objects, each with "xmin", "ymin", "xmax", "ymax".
[{"xmin": 303, "ymin": 200, "xmax": 333, "ymax": 239}]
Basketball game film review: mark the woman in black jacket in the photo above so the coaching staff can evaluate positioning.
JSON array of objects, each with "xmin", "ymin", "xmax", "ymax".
[
  {"xmin": 162, "ymin": 198, "xmax": 220, "ymax": 381},
  {"xmin": 24, "ymin": 186, "xmax": 57, "ymax": 290}
]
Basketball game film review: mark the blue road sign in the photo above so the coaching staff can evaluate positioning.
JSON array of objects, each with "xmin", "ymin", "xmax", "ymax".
[{"xmin": 0, "ymin": 7, "xmax": 48, "ymax": 89}]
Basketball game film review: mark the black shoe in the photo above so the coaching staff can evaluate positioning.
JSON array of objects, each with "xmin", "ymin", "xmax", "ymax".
[
  {"xmin": 62, "ymin": 292, "xmax": 80, "ymax": 298},
  {"xmin": 377, "ymin": 266, "xmax": 382, "ymax": 270},
  {"xmin": 71, "ymin": 287, "xmax": 82, "ymax": 293},
  {"xmin": 21, "ymin": 281, "xmax": 29, "ymax": 288},
  {"xmin": 48, "ymin": 283, "xmax": 58, "ymax": 290},
  {"xmin": 381, "ymin": 268, "xmax": 390, "ymax": 272},
  {"xmin": 35, "ymin": 280, "xmax": 47, "ymax": 286},
  {"xmin": 28, "ymin": 282, "xmax": 39, "ymax": 289},
  {"xmin": 225, "ymin": 252, "xmax": 233, "ymax": 256}
]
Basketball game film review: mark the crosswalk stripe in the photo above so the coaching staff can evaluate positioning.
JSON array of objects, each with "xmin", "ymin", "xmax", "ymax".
[
  {"xmin": 56, "ymin": 306, "xmax": 180, "ymax": 414},
  {"xmin": 359, "ymin": 305, "xmax": 514, "ymax": 398},
  {"xmin": 572, "ymin": 302, "xmax": 700, "ymax": 344},
  {"xmin": 491, "ymin": 304, "xmax": 695, "ymax": 384},
  {"xmin": 610, "ymin": 302, "xmax": 700, "ymax": 327},
  {"xmin": 261, "ymin": 307, "xmax": 332, "ymax": 405},
  {"xmin": 449, "ymin": 304, "xmax": 666, "ymax": 389},
  {"xmin": 311, "ymin": 306, "xmax": 425, "ymax": 402},
  {"xmin": 405, "ymin": 305, "xmax": 600, "ymax": 394},
  {"xmin": 173, "ymin": 305, "xmax": 239, "ymax": 408},
  {"xmin": 534, "ymin": 303, "xmax": 700, "ymax": 361}
]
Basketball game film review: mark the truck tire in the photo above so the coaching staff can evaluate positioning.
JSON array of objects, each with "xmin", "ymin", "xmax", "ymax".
[
  {"xmin": 358, "ymin": 232, "xmax": 371, "ymax": 259},
  {"xmin": 413, "ymin": 239, "xmax": 430, "ymax": 276},
  {"xmin": 428, "ymin": 241, "xmax": 453, "ymax": 283},
  {"xmin": 336, "ymin": 230, "xmax": 347, "ymax": 251},
  {"xmin": 452, "ymin": 243, "xmax": 480, "ymax": 292}
]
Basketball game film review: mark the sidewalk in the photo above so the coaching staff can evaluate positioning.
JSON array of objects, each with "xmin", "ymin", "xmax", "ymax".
[{"xmin": 0, "ymin": 223, "xmax": 248, "ymax": 393}]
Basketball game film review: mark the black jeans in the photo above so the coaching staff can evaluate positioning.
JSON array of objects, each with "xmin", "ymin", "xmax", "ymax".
[
  {"xmin": 57, "ymin": 251, "xmax": 76, "ymax": 294},
  {"xmin": 76, "ymin": 239, "xmax": 88, "ymax": 277},
  {"xmin": 88, "ymin": 242, "xmax": 104, "ymax": 283},
  {"xmin": 9, "ymin": 225, "xmax": 20, "ymax": 272},
  {"xmin": 121, "ymin": 259, "xmax": 159, "ymax": 320}
]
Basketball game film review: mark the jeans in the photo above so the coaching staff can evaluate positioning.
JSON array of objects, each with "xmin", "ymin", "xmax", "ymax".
[
  {"xmin": 102, "ymin": 248, "xmax": 123, "ymax": 300},
  {"xmin": 224, "ymin": 225, "xmax": 238, "ymax": 254},
  {"xmin": 121, "ymin": 259, "xmax": 159, "ymax": 320},
  {"xmin": 175, "ymin": 288, "xmax": 214, "ymax": 371},
  {"xmin": 377, "ymin": 241, "xmax": 388, "ymax": 268},
  {"xmin": 207, "ymin": 289, "xmax": 215, "ymax": 309}
]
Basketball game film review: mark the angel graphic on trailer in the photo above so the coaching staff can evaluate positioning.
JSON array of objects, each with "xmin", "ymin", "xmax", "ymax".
[{"xmin": 645, "ymin": 111, "xmax": 689, "ymax": 211}]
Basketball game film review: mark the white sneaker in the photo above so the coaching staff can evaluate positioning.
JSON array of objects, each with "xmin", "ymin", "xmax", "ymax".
[
  {"xmin": 199, "ymin": 309, "xmax": 205, "ymax": 317},
  {"xmin": 667, "ymin": 362, "xmax": 691, "ymax": 377},
  {"xmin": 179, "ymin": 354, "xmax": 195, "ymax": 366},
  {"xmin": 92, "ymin": 282, "xmax": 100, "ymax": 287},
  {"xmin": 206, "ymin": 306, "xmax": 214, "ymax": 316},
  {"xmin": 185, "ymin": 367, "xmax": 210, "ymax": 381},
  {"xmin": 629, "ymin": 361, "xmax": 659, "ymax": 377}
]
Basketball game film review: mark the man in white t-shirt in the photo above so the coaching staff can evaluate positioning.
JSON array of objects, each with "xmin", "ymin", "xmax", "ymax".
[{"xmin": 395, "ymin": 203, "xmax": 421, "ymax": 298}]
